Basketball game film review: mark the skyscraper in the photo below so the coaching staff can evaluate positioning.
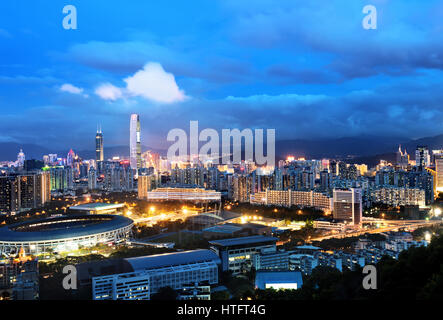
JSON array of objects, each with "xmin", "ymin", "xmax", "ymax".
[
  {"xmin": 17, "ymin": 149, "xmax": 25, "ymax": 168},
  {"xmin": 96, "ymin": 126, "xmax": 104, "ymax": 163},
  {"xmin": 88, "ymin": 167, "xmax": 97, "ymax": 190},
  {"xmin": 415, "ymin": 146, "xmax": 430, "ymax": 169},
  {"xmin": 67, "ymin": 149, "xmax": 75, "ymax": 167},
  {"xmin": 435, "ymin": 154, "xmax": 443, "ymax": 193},
  {"xmin": 396, "ymin": 145, "xmax": 409, "ymax": 167},
  {"xmin": 333, "ymin": 188, "xmax": 362, "ymax": 226},
  {"xmin": 130, "ymin": 114, "xmax": 141, "ymax": 171}
]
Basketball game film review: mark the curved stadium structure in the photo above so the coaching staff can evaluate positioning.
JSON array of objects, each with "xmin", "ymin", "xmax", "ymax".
[{"xmin": 0, "ymin": 215, "xmax": 134, "ymax": 256}]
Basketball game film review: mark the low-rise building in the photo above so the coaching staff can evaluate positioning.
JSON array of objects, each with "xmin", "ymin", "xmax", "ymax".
[
  {"xmin": 209, "ymin": 235, "xmax": 278, "ymax": 274},
  {"xmin": 255, "ymin": 270, "xmax": 303, "ymax": 290},
  {"xmin": 84, "ymin": 249, "xmax": 221, "ymax": 300}
]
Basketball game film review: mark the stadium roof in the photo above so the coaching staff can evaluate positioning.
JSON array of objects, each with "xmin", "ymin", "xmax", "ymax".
[
  {"xmin": 208, "ymin": 235, "xmax": 278, "ymax": 247},
  {"xmin": 0, "ymin": 215, "xmax": 133, "ymax": 242},
  {"xmin": 69, "ymin": 203, "xmax": 125, "ymax": 211},
  {"xmin": 125, "ymin": 249, "xmax": 220, "ymax": 271}
]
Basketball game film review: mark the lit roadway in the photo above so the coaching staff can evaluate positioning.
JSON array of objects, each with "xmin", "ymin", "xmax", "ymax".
[
  {"xmin": 132, "ymin": 210, "xmax": 220, "ymax": 226},
  {"xmin": 309, "ymin": 219, "xmax": 443, "ymax": 242}
]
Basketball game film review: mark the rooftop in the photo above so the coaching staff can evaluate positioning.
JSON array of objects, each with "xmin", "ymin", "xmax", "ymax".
[
  {"xmin": 202, "ymin": 225, "xmax": 243, "ymax": 234},
  {"xmin": 255, "ymin": 270, "xmax": 303, "ymax": 289},
  {"xmin": 295, "ymin": 245, "xmax": 321, "ymax": 250},
  {"xmin": 125, "ymin": 249, "xmax": 221, "ymax": 271},
  {"xmin": 69, "ymin": 202, "xmax": 125, "ymax": 211},
  {"xmin": 0, "ymin": 215, "xmax": 133, "ymax": 242},
  {"xmin": 208, "ymin": 235, "xmax": 278, "ymax": 247}
]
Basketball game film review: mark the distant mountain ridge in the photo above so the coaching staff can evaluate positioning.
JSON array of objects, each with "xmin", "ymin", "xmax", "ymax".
[
  {"xmin": 0, "ymin": 143, "xmax": 164, "ymax": 162},
  {"xmin": 1, "ymin": 134, "xmax": 443, "ymax": 163}
]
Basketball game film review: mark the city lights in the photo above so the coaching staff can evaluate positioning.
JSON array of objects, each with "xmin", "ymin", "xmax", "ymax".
[{"xmin": 0, "ymin": 0, "xmax": 442, "ymax": 305}]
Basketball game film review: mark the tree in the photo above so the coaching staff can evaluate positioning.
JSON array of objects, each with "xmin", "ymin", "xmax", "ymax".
[
  {"xmin": 151, "ymin": 286, "xmax": 178, "ymax": 300},
  {"xmin": 211, "ymin": 290, "xmax": 230, "ymax": 300}
]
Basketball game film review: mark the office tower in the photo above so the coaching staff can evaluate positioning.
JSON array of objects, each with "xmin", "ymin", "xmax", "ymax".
[
  {"xmin": 338, "ymin": 162, "xmax": 348, "ymax": 179},
  {"xmin": 302, "ymin": 171, "xmax": 314, "ymax": 190},
  {"xmin": 88, "ymin": 167, "xmax": 97, "ymax": 190},
  {"xmin": 48, "ymin": 154, "xmax": 58, "ymax": 165},
  {"xmin": 96, "ymin": 126, "xmax": 104, "ymax": 163},
  {"xmin": 138, "ymin": 174, "xmax": 153, "ymax": 200},
  {"xmin": 17, "ymin": 149, "xmax": 25, "ymax": 168},
  {"xmin": 24, "ymin": 159, "xmax": 44, "ymax": 171},
  {"xmin": 415, "ymin": 146, "xmax": 430, "ymax": 169},
  {"xmin": 130, "ymin": 114, "xmax": 142, "ymax": 171},
  {"xmin": 320, "ymin": 170, "xmax": 331, "ymax": 191},
  {"xmin": 66, "ymin": 149, "xmax": 75, "ymax": 167},
  {"xmin": 333, "ymin": 188, "xmax": 362, "ymax": 226},
  {"xmin": 0, "ymin": 176, "xmax": 17, "ymax": 214},
  {"xmin": 103, "ymin": 165, "xmax": 134, "ymax": 192},
  {"xmin": 47, "ymin": 167, "xmax": 68, "ymax": 192},
  {"xmin": 329, "ymin": 160, "xmax": 338, "ymax": 176},
  {"xmin": 396, "ymin": 145, "xmax": 409, "ymax": 167},
  {"xmin": 436, "ymin": 155, "xmax": 443, "ymax": 193},
  {"xmin": 2, "ymin": 172, "xmax": 51, "ymax": 212},
  {"xmin": 232, "ymin": 175, "xmax": 251, "ymax": 202}
]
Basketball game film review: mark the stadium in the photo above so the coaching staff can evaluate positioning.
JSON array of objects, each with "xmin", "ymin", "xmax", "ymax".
[{"xmin": 0, "ymin": 215, "xmax": 134, "ymax": 256}]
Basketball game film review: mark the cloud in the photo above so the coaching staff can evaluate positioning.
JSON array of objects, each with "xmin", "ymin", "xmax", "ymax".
[
  {"xmin": 124, "ymin": 63, "xmax": 187, "ymax": 103},
  {"xmin": 60, "ymin": 83, "xmax": 89, "ymax": 98},
  {"xmin": 95, "ymin": 63, "xmax": 187, "ymax": 103},
  {"xmin": 60, "ymin": 83, "xmax": 84, "ymax": 95},
  {"xmin": 94, "ymin": 83, "xmax": 123, "ymax": 101},
  {"xmin": 224, "ymin": 0, "xmax": 443, "ymax": 80}
]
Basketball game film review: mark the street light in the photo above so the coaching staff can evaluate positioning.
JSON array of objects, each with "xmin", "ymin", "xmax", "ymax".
[
  {"xmin": 425, "ymin": 232, "xmax": 431, "ymax": 242},
  {"xmin": 434, "ymin": 208, "xmax": 441, "ymax": 217}
]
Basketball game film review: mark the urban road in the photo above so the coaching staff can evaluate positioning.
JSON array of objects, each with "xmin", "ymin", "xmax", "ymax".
[{"xmin": 309, "ymin": 219, "xmax": 443, "ymax": 242}]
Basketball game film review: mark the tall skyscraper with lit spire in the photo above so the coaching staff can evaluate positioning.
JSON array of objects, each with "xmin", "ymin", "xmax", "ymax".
[
  {"xmin": 130, "ymin": 114, "xmax": 141, "ymax": 171},
  {"xmin": 96, "ymin": 125, "xmax": 104, "ymax": 163},
  {"xmin": 17, "ymin": 149, "xmax": 25, "ymax": 168}
]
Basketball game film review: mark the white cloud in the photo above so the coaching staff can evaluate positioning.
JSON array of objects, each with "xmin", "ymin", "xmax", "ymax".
[
  {"xmin": 60, "ymin": 83, "xmax": 83, "ymax": 94},
  {"xmin": 60, "ymin": 83, "xmax": 88, "ymax": 97},
  {"xmin": 94, "ymin": 62, "xmax": 187, "ymax": 104},
  {"xmin": 94, "ymin": 83, "xmax": 123, "ymax": 101},
  {"xmin": 124, "ymin": 62, "xmax": 187, "ymax": 103}
]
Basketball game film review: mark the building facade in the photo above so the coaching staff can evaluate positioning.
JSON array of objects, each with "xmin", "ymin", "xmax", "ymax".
[{"xmin": 130, "ymin": 114, "xmax": 142, "ymax": 171}]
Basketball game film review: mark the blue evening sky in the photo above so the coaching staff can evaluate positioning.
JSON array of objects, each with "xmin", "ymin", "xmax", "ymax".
[{"xmin": 0, "ymin": 0, "xmax": 443, "ymax": 150}]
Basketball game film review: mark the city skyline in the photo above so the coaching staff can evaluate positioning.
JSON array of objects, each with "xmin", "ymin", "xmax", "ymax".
[
  {"xmin": 1, "ymin": 1, "xmax": 443, "ymax": 151},
  {"xmin": 2, "ymin": 1, "xmax": 443, "ymax": 304}
]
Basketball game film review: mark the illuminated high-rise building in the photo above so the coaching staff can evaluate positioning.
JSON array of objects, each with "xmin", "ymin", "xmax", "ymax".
[
  {"xmin": 415, "ymin": 146, "xmax": 430, "ymax": 169},
  {"xmin": 436, "ymin": 155, "xmax": 443, "ymax": 193},
  {"xmin": 88, "ymin": 167, "xmax": 97, "ymax": 190},
  {"xmin": 333, "ymin": 188, "xmax": 362, "ymax": 226},
  {"xmin": 67, "ymin": 149, "xmax": 75, "ymax": 167},
  {"xmin": 130, "ymin": 114, "xmax": 141, "ymax": 171},
  {"xmin": 17, "ymin": 149, "xmax": 25, "ymax": 168},
  {"xmin": 0, "ymin": 172, "xmax": 51, "ymax": 213},
  {"xmin": 96, "ymin": 126, "xmax": 104, "ymax": 163}
]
